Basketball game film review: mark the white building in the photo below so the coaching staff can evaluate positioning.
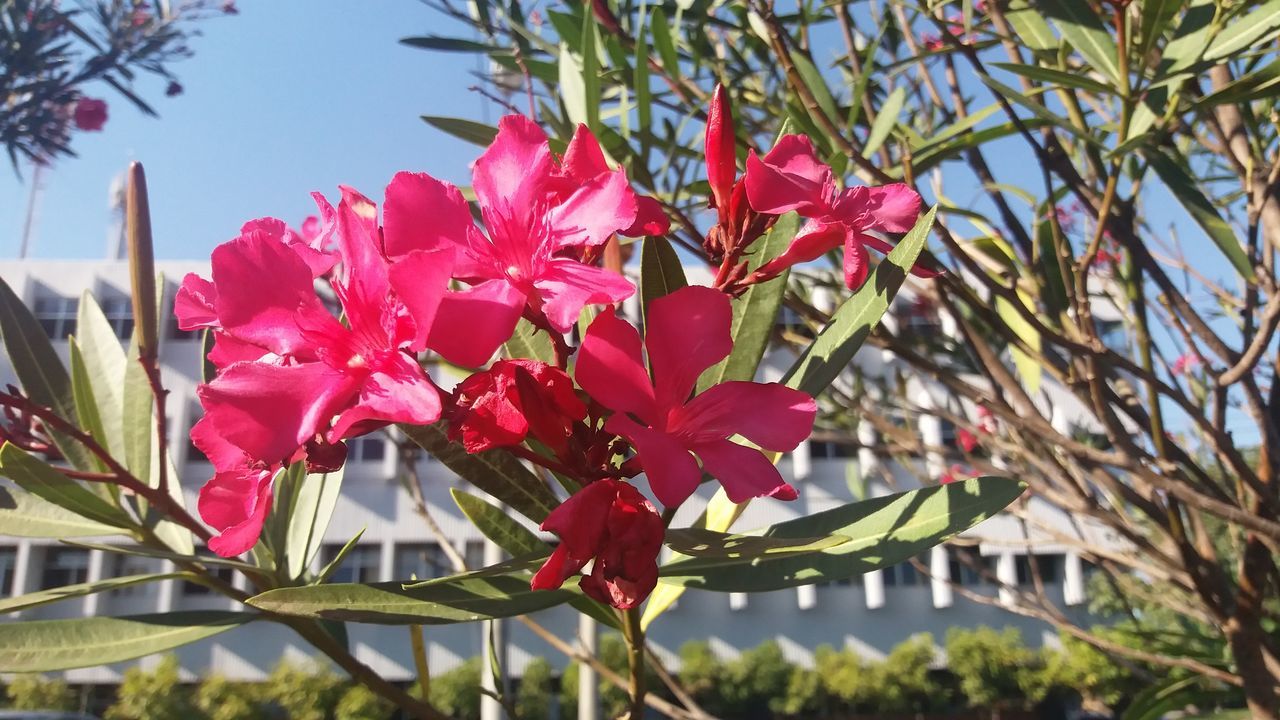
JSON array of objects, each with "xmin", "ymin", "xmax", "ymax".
[{"xmin": 0, "ymin": 258, "xmax": 1099, "ymax": 687}]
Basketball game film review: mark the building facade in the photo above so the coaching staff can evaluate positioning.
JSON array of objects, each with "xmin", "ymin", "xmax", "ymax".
[{"xmin": 0, "ymin": 259, "xmax": 1099, "ymax": 686}]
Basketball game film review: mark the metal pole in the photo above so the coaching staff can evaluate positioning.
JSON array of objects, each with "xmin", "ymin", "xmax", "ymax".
[
  {"xmin": 577, "ymin": 614, "xmax": 599, "ymax": 720},
  {"xmin": 480, "ymin": 537, "xmax": 508, "ymax": 720},
  {"xmin": 18, "ymin": 162, "xmax": 44, "ymax": 258}
]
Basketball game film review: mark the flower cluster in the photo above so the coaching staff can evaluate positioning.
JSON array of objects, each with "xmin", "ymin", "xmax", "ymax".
[{"xmin": 183, "ymin": 109, "xmax": 913, "ymax": 608}]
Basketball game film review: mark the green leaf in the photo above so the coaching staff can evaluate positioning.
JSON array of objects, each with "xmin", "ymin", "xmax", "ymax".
[
  {"xmin": 791, "ymin": 50, "xmax": 839, "ymax": 126},
  {"xmin": 0, "ymin": 572, "xmax": 186, "ymax": 614},
  {"xmin": 399, "ymin": 424, "xmax": 559, "ymax": 523},
  {"xmin": 68, "ymin": 340, "xmax": 109, "ymax": 475},
  {"xmin": 451, "ymin": 489, "xmax": 546, "ymax": 557},
  {"xmin": 1203, "ymin": 0, "xmax": 1280, "ymax": 61},
  {"xmin": 641, "ymin": 487, "xmax": 746, "ymax": 630},
  {"xmin": 248, "ymin": 573, "xmax": 575, "ymax": 625},
  {"xmin": 74, "ymin": 292, "xmax": 128, "ymax": 462},
  {"xmin": 658, "ymin": 477, "xmax": 1025, "ymax": 591},
  {"xmin": 1161, "ymin": 0, "xmax": 1217, "ymax": 73},
  {"xmin": 0, "ymin": 486, "xmax": 126, "ymax": 538},
  {"xmin": 317, "ymin": 529, "xmax": 366, "ymax": 584},
  {"xmin": 1146, "ymin": 148, "xmax": 1253, "ymax": 279},
  {"xmin": 1137, "ymin": 0, "xmax": 1185, "ymax": 63},
  {"xmin": 634, "ymin": 8, "xmax": 653, "ymax": 165},
  {"xmin": 0, "ymin": 445, "xmax": 130, "ymax": 527},
  {"xmin": 991, "ymin": 62, "xmax": 1116, "ymax": 96},
  {"xmin": 650, "ymin": 8, "xmax": 680, "ymax": 81},
  {"xmin": 0, "ymin": 612, "xmax": 252, "ymax": 672},
  {"xmin": 996, "ymin": 289, "xmax": 1043, "ymax": 395},
  {"xmin": 64, "ymin": 540, "xmax": 261, "ymax": 574},
  {"xmin": 782, "ymin": 207, "xmax": 936, "ymax": 396},
  {"xmin": 1005, "ymin": 0, "xmax": 1059, "ymax": 51},
  {"xmin": 664, "ymin": 528, "xmax": 849, "ymax": 559},
  {"xmin": 504, "ymin": 318, "xmax": 555, "ymax": 363},
  {"xmin": 1195, "ymin": 58, "xmax": 1280, "ymax": 107},
  {"xmin": 1036, "ymin": 0, "xmax": 1122, "ymax": 82},
  {"xmin": 581, "ymin": 14, "xmax": 601, "ymax": 133},
  {"xmin": 0, "ymin": 277, "xmax": 95, "ymax": 471},
  {"xmin": 286, "ymin": 466, "xmax": 345, "ymax": 580},
  {"xmin": 640, "ymin": 235, "xmax": 688, "ymax": 323},
  {"xmin": 399, "ymin": 36, "xmax": 498, "ymax": 53},
  {"xmin": 559, "ymin": 42, "xmax": 589, "ymax": 128},
  {"xmin": 862, "ymin": 86, "xmax": 904, "ymax": 158},
  {"xmin": 421, "ymin": 116, "xmax": 500, "ymax": 147},
  {"xmin": 121, "ymin": 336, "xmax": 152, "ymax": 487},
  {"xmin": 699, "ymin": 213, "xmax": 800, "ymax": 392}
]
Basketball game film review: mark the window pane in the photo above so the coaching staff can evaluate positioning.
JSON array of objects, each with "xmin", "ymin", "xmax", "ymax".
[
  {"xmin": 41, "ymin": 548, "xmax": 89, "ymax": 589},
  {"xmin": 322, "ymin": 545, "xmax": 381, "ymax": 584},
  {"xmin": 394, "ymin": 544, "xmax": 449, "ymax": 581},
  {"xmin": 0, "ymin": 547, "xmax": 16, "ymax": 596}
]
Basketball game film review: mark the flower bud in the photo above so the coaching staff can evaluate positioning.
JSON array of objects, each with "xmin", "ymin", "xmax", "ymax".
[
  {"xmin": 705, "ymin": 84, "xmax": 737, "ymax": 219},
  {"xmin": 126, "ymin": 162, "xmax": 159, "ymax": 361}
]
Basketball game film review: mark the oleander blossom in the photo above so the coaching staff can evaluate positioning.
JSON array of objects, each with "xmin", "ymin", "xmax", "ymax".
[
  {"xmin": 530, "ymin": 479, "xmax": 664, "ymax": 609},
  {"xmin": 380, "ymin": 115, "xmax": 659, "ymax": 366},
  {"xmin": 575, "ymin": 285, "xmax": 817, "ymax": 507},
  {"xmin": 73, "ymin": 97, "xmax": 108, "ymax": 132},
  {"xmin": 189, "ymin": 417, "xmax": 276, "ymax": 557},
  {"xmin": 744, "ymin": 134, "xmax": 927, "ymax": 289},
  {"xmin": 447, "ymin": 359, "xmax": 586, "ymax": 455}
]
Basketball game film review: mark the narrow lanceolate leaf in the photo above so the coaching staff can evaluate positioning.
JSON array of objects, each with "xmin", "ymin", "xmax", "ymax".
[
  {"xmin": 664, "ymin": 528, "xmax": 849, "ymax": 559},
  {"xmin": 399, "ymin": 36, "xmax": 498, "ymax": 53},
  {"xmin": 1146, "ymin": 149, "xmax": 1253, "ymax": 279},
  {"xmin": 559, "ymin": 42, "xmax": 589, "ymax": 128},
  {"xmin": 580, "ymin": 13, "xmax": 601, "ymax": 134},
  {"xmin": 782, "ymin": 207, "xmax": 936, "ymax": 397},
  {"xmin": 699, "ymin": 213, "xmax": 800, "ymax": 392},
  {"xmin": 420, "ymin": 116, "xmax": 500, "ymax": 147},
  {"xmin": 640, "ymin": 235, "xmax": 688, "ymax": 324},
  {"xmin": 0, "ymin": 277, "xmax": 95, "ymax": 471},
  {"xmin": 996, "ymin": 288, "xmax": 1044, "ymax": 394},
  {"xmin": 1195, "ymin": 58, "xmax": 1280, "ymax": 107},
  {"xmin": 0, "ymin": 572, "xmax": 186, "ymax": 614},
  {"xmin": 1035, "ymin": 0, "xmax": 1122, "ymax": 82},
  {"xmin": 990, "ymin": 62, "xmax": 1116, "ymax": 96},
  {"xmin": 75, "ymin": 292, "xmax": 128, "ymax": 461},
  {"xmin": 650, "ymin": 8, "xmax": 680, "ymax": 80},
  {"xmin": 790, "ymin": 50, "xmax": 839, "ymax": 127},
  {"xmin": 0, "ymin": 486, "xmax": 126, "ymax": 538},
  {"xmin": 248, "ymin": 574, "xmax": 575, "ymax": 625},
  {"xmin": 63, "ymin": 541, "xmax": 262, "ymax": 574},
  {"xmin": 658, "ymin": 477, "xmax": 1025, "ymax": 591},
  {"xmin": 0, "ymin": 612, "xmax": 252, "ymax": 671},
  {"xmin": 863, "ymin": 87, "xmax": 905, "ymax": 158},
  {"xmin": 1137, "ymin": 0, "xmax": 1184, "ymax": 63},
  {"xmin": 451, "ymin": 489, "xmax": 546, "ymax": 557},
  {"xmin": 1203, "ymin": 0, "xmax": 1280, "ymax": 61},
  {"xmin": 504, "ymin": 318, "xmax": 555, "ymax": 364},
  {"xmin": 1005, "ymin": 0, "xmax": 1058, "ymax": 51},
  {"xmin": 0, "ymin": 445, "xmax": 130, "ymax": 528},
  {"xmin": 286, "ymin": 466, "xmax": 345, "ymax": 580},
  {"xmin": 68, "ymin": 341, "xmax": 109, "ymax": 475},
  {"xmin": 399, "ymin": 423, "xmax": 559, "ymax": 523},
  {"xmin": 121, "ymin": 336, "xmax": 152, "ymax": 487}
]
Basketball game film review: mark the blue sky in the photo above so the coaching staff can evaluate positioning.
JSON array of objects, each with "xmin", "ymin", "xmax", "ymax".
[{"xmin": 0, "ymin": 1, "xmax": 493, "ymax": 260}]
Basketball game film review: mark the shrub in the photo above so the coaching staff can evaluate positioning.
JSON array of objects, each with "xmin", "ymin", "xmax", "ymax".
[
  {"xmin": 515, "ymin": 657, "xmax": 555, "ymax": 720},
  {"xmin": 428, "ymin": 657, "xmax": 482, "ymax": 720},
  {"xmin": 335, "ymin": 684, "xmax": 393, "ymax": 720},
  {"xmin": 945, "ymin": 626, "xmax": 1046, "ymax": 710},
  {"xmin": 722, "ymin": 641, "xmax": 792, "ymax": 720},
  {"xmin": 261, "ymin": 659, "xmax": 343, "ymax": 720},
  {"xmin": 105, "ymin": 655, "xmax": 193, "ymax": 720},
  {"xmin": 194, "ymin": 674, "xmax": 264, "ymax": 720},
  {"xmin": 868, "ymin": 633, "xmax": 939, "ymax": 714},
  {"xmin": 5, "ymin": 674, "xmax": 76, "ymax": 712}
]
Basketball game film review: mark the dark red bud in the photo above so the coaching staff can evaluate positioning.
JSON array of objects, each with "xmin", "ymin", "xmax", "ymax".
[{"xmin": 705, "ymin": 84, "xmax": 738, "ymax": 220}]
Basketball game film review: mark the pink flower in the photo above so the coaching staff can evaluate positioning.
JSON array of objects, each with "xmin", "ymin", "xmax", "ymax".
[
  {"xmin": 73, "ymin": 97, "xmax": 108, "ymax": 132},
  {"xmin": 1172, "ymin": 353, "xmax": 1199, "ymax": 376},
  {"xmin": 190, "ymin": 417, "xmax": 275, "ymax": 557},
  {"xmin": 576, "ymin": 285, "xmax": 817, "ymax": 506},
  {"xmin": 957, "ymin": 427, "xmax": 979, "ymax": 453},
  {"xmin": 221, "ymin": 0, "xmax": 238, "ymax": 14},
  {"xmin": 705, "ymin": 84, "xmax": 738, "ymax": 222},
  {"xmin": 191, "ymin": 187, "xmax": 454, "ymax": 469},
  {"xmin": 165, "ymin": 80, "xmax": 184, "ymax": 97},
  {"xmin": 976, "ymin": 405, "xmax": 998, "ymax": 435},
  {"xmin": 939, "ymin": 463, "xmax": 972, "ymax": 485},
  {"xmin": 380, "ymin": 116, "xmax": 646, "ymax": 366},
  {"xmin": 531, "ymin": 479, "xmax": 664, "ymax": 609},
  {"xmin": 447, "ymin": 359, "xmax": 586, "ymax": 455},
  {"xmin": 744, "ymin": 134, "xmax": 926, "ymax": 289},
  {"xmin": 922, "ymin": 33, "xmax": 945, "ymax": 51}
]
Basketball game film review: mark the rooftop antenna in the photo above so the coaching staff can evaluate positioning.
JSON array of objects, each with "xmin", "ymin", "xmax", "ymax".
[{"xmin": 17, "ymin": 162, "xmax": 46, "ymax": 259}]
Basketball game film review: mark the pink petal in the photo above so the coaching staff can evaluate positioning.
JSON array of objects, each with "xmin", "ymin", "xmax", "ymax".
[
  {"xmin": 605, "ymin": 414, "xmax": 701, "ymax": 507},
  {"xmin": 383, "ymin": 171, "xmax": 475, "ymax": 258},
  {"xmin": 692, "ymin": 439, "xmax": 797, "ymax": 503},
  {"xmin": 843, "ymin": 232, "xmax": 872, "ymax": 290},
  {"xmin": 559, "ymin": 124, "xmax": 610, "ymax": 180},
  {"xmin": 575, "ymin": 307, "xmax": 657, "ymax": 423},
  {"xmin": 674, "ymin": 381, "xmax": 817, "ymax": 450},
  {"xmin": 645, "ymin": 286, "xmax": 732, "ymax": 411},
  {"xmin": 239, "ymin": 217, "xmax": 335, "ymax": 277},
  {"xmin": 385, "ymin": 247, "xmax": 457, "ymax": 351},
  {"xmin": 624, "ymin": 195, "xmax": 671, "ymax": 237},
  {"xmin": 533, "ymin": 258, "xmax": 636, "ymax": 334},
  {"xmin": 753, "ymin": 219, "xmax": 846, "ymax": 279},
  {"xmin": 175, "ymin": 273, "xmax": 218, "ymax": 331},
  {"xmin": 207, "ymin": 332, "xmax": 269, "ymax": 369},
  {"xmin": 472, "ymin": 115, "xmax": 553, "ymax": 220},
  {"xmin": 200, "ymin": 361, "xmax": 357, "ymax": 463},
  {"xmin": 189, "ymin": 416, "xmax": 247, "ymax": 472},
  {"xmin": 743, "ymin": 136, "xmax": 831, "ymax": 216},
  {"xmin": 866, "ymin": 183, "xmax": 923, "ymax": 233},
  {"xmin": 327, "ymin": 352, "xmax": 442, "ymax": 441},
  {"xmin": 335, "ymin": 186, "xmax": 391, "ymax": 314},
  {"xmin": 210, "ymin": 233, "xmax": 334, "ymax": 358},
  {"xmin": 426, "ymin": 279, "xmax": 527, "ymax": 367},
  {"xmin": 548, "ymin": 169, "xmax": 638, "ymax": 248},
  {"xmin": 199, "ymin": 466, "xmax": 275, "ymax": 557},
  {"xmin": 531, "ymin": 544, "xmax": 586, "ymax": 591}
]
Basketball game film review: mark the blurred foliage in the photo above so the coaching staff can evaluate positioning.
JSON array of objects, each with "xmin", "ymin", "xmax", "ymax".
[
  {"xmin": 105, "ymin": 654, "xmax": 193, "ymax": 720},
  {"xmin": 4, "ymin": 673, "xmax": 76, "ymax": 712}
]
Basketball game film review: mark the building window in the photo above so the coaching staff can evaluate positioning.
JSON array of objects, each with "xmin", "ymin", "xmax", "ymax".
[
  {"xmin": 41, "ymin": 548, "xmax": 89, "ymax": 589},
  {"xmin": 0, "ymin": 547, "xmax": 16, "ymax": 596},
  {"xmin": 809, "ymin": 439, "xmax": 857, "ymax": 459},
  {"xmin": 883, "ymin": 557, "xmax": 925, "ymax": 588},
  {"xmin": 1016, "ymin": 554, "xmax": 1061, "ymax": 585},
  {"xmin": 947, "ymin": 547, "xmax": 991, "ymax": 586},
  {"xmin": 186, "ymin": 412, "xmax": 208, "ymax": 464},
  {"xmin": 181, "ymin": 566, "xmax": 234, "ymax": 596},
  {"xmin": 322, "ymin": 545, "xmax": 380, "ymax": 584},
  {"xmin": 349, "ymin": 435, "xmax": 386, "ymax": 463},
  {"xmin": 464, "ymin": 540, "xmax": 484, "ymax": 571},
  {"xmin": 33, "ymin": 293, "xmax": 78, "ymax": 339},
  {"xmin": 99, "ymin": 292, "xmax": 134, "ymax": 340},
  {"xmin": 110, "ymin": 554, "xmax": 156, "ymax": 596},
  {"xmin": 394, "ymin": 543, "xmax": 452, "ymax": 581}
]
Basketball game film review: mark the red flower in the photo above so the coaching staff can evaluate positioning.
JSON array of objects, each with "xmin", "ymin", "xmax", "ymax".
[
  {"xmin": 939, "ymin": 463, "xmax": 972, "ymax": 485},
  {"xmin": 73, "ymin": 97, "xmax": 108, "ymax": 132},
  {"xmin": 957, "ymin": 427, "xmax": 979, "ymax": 453},
  {"xmin": 531, "ymin": 479, "xmax": 664, "ymax": 609},
  {"xmin": 705, "ymin": 84, "xmax": 738, "ymax": 223},
  {"xmin": 447, "ymin": 359, "xmax": 586, "ymax": 455},
  {"xmin": 190, "ymin": 417, "xmax": 276, "ymax": 557},
  {"xmin": 576, "ymin": 286, "xmax": 817, "ymax": 507},
  {"xmin": 744, "ymin": 134, "xmax": 926, "ymax": 289}
]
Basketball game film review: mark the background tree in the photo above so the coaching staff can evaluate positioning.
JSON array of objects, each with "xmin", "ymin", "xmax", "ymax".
[
  {"xmin": 194, "ymin": 674, "xmax": 265, "ymax": 720},
  {"xmin": 105, "ymin": 655, "xmax": 193, "ymax": 720},
  {"xmin": 261, "ymin": 659, "xmax": 344, "ymax": 720},
  {"xmin": 4, "ymin": 674, "xmax": 76, "ymax": 712}
]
